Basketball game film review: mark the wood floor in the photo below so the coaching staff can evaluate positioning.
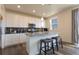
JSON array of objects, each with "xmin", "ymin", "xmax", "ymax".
[
  {"xmin": 57, "ymin": 45, "xmax": 79, "ymax": 55},
  {"xmin": 2, "ymin": 43, "xmax": 28, "ymax": 55},
  {"xmin": 0, "ymin": 48, "xmax": 2, "ymax": 55},
  {"xmin": 0, "ymin": 43, "xmax": 79, "ymax": 55}
]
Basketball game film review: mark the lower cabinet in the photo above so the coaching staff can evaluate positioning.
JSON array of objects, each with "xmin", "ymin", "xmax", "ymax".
[
  {"xmin": 4, "ymin": 33, "xmax": 26, "ymax": 47},
  {"xmin": 19, "ymin": 33, "xmax": 26, "ymax": 43}
]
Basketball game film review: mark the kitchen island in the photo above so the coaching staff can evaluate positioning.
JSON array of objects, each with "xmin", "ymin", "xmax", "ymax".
[{"xmin": 26, "ymin": 32, "xmax": 59, "ymax": 55}]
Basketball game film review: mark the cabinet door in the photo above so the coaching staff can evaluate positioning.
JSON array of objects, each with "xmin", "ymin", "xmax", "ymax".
[
  {"xmin": 19, "ymin": 33, "xmax": 26, "ymax": 43},
  {"xmin": 5, "ymin": 34, "xmax": 20, "ymax": 47},
  {"xmin": 19, "ymin": 15, "xmax": 28, "ymax": 27},
  {"xmin": 6, "ymin": 13, "xmax": 20, "ymax": 27},
  {"xmin": 6, "ymin": 13, "xmax": 15, "ymax": 27}
]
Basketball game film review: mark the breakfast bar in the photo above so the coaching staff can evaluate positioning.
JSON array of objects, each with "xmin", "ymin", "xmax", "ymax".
[{"xmin": 26, "ymin": 32, "xmax": 59, "ymax": 55}]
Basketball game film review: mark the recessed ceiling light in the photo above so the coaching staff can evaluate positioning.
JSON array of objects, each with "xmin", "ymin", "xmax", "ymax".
[
  {"xmin": 17, "ymin": 5, "xmax": 21, "ymax": 8},
  {"xmin": 33, "ymin": 9, "xmax": 36, "ymax": 13}
]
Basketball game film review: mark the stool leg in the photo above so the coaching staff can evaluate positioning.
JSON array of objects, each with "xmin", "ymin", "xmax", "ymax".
[
  {"xmin": 56, "ymin": 38, "xmax": 59, "ymax": 51},
  {"xmin": 47, "ymin": 42, "xmax": 49, "ymax": 50},
  {"xmin": 44, "ymin": 42, "xmax": 46, "ymax": 55},
  {"xmin": 60, "ymin": 38, "xmax": 63, "ymax": 48},
  {"xmin": 40, "ymin": 41, "xmax": 42, "ymax": 54},
  {"xmin": 52, "ymin": 41, "xmax": 55, "ymax": 54}
]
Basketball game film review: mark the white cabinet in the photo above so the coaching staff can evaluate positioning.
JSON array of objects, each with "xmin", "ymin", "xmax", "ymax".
[
  {"xmin": 4, "ymin": 34, "xmax": 20, "ymax": 47},
  {"xmin": 19, "ymin": 15, "xmax": 29, "ymax": 27},
  {"xmin": 6, "ymin": 11, "xmax": 45, "ymax": 28},
  {"xmin": 6, "ymin": 13, "xmax": 20, "ymax": 27},
  {"xmin": 19, "ymin": 33, "xmax": 26, "ymax": 43},
  {"xmin": 4, "ymin": 33, "xmax": 26, "ymax": 47}
]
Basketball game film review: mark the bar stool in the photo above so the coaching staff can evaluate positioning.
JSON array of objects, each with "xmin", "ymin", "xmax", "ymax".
[
  {"xmin": 51, "ymin": 36, "xmax": 63, "ymax": 51},
  {"xmin": 51, "ymin": 37, "xmax": 59, "ymax": 51},
  {"xmin": 40, "ymin": 38, "xmax": 55, "ymax": 55}
]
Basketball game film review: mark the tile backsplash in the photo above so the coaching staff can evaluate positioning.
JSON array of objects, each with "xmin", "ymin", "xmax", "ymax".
[
  {"xmin": 5, "ymin": 27, "xmax": 27, "ymax": 34},
  {"xmin": 5, "ymin": 27, "xmax": 48, "ymax": 34}
]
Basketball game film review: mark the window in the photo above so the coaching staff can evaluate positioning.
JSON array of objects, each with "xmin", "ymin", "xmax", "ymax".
[{"xmin": 50, "ymin": 17, "xmax": 58, "ymax": 30}]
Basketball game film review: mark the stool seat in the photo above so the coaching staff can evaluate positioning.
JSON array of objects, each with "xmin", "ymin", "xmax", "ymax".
[
  {"xmin": 51, "ymin": 36, "xmax": 63, "ymax": 51},
  {"xmin": 40, "ymin": 39, "xmax": 53, "ymax": 42}
]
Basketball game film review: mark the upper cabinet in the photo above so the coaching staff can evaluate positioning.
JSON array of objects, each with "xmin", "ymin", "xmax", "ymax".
[
  {"xmin": 6, "ymin": 12, "xmax": 18, "ymax": 27},
  {"xmin": 6, "ymin": 11, "xmax": 45, "ymax": 28},
  {"xmin": 19, "ymin": 15, "xmax": 29, "ymax": 27}
]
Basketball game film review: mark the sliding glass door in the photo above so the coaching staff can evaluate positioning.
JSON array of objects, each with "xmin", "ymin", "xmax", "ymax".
[
  {"xmin": 72, "ymin": 8, "xmax": 79, "ymax": 44},
  {"xmin": 0, "ymin": 20, "xmax": 1, "ymax": 48}
]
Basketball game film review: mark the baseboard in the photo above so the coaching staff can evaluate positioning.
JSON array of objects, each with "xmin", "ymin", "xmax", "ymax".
[
  {"xmin": 62, "ymin": 41, "xmax": 73, "ymax": 45},
  {"xmin": 2, "ymin": 42, "xmax": 26, "ymax": 49}
]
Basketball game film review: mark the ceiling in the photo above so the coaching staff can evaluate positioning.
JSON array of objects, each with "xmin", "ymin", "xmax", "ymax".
[{"xmin": 5, "ymin": 4, "xmax": 78, "ymax": 18}]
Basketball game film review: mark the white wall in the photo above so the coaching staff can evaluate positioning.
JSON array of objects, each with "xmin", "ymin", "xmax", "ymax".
[{"xmin": 45, "ymin": 8, "xmax": 72, "ymax": 43}]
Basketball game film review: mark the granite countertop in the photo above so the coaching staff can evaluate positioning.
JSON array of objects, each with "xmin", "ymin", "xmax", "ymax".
[{"xmin": 25, "ymin": 31, "xmax": 58, "ymax": 37}]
